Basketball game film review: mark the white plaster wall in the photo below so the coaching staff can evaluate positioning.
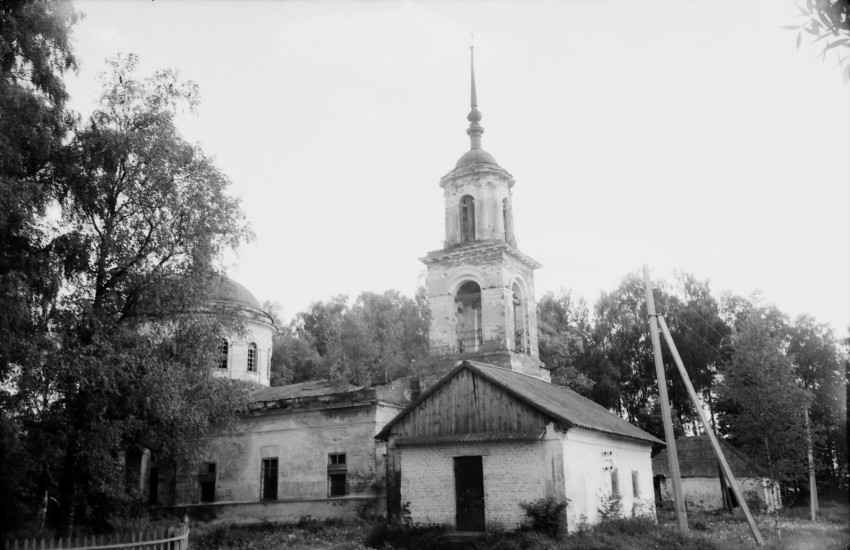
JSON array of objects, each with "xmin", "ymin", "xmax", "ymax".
[
  {"xmin": 442, "ymin": 170, "xmax": 513, "ymax": 246},
  {"xmin": 561, "ymin": 428, "xmax": 655, "ymax": 530},
  {"xmin": 214, "ymin": 316, "xmax": 274, "ymax": 386},
  {"xmin": 400, "ymin": 440, "xmax": 551, "ymax": 530},
  {"xmin": 681, "ymin": 477, "xmax": 725, "ymax": 510}
]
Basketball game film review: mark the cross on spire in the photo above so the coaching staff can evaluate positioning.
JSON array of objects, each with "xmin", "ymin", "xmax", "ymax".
[{"xmin": 467, "ymin": 43, "xmax": 483, "ymax": 150}]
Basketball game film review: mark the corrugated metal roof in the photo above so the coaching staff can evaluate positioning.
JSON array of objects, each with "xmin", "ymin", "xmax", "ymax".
[
  {"xmin": 652, "ymin": 435, "xmax": 768, "ymax": 478},
  {"xmin": 250, "ymin": 379, "xmax": 363, "ymax": 403},
  {"xmin": 376, "ymin": 360, "xmax": 662, "ymax": 445},
  {"xmin": 396, "ymin": 430, "xmax": 544, "ymax": 446},
  {"xmin": 467, "ymin": 362, "xmax": 662, "ymax": 445}
]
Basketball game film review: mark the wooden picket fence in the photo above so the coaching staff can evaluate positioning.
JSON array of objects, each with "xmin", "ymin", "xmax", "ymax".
[{"xmin": 3, "ymin": 518, "xmax": 189, "ymax": 550}]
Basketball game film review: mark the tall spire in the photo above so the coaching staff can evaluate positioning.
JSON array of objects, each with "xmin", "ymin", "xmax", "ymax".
[{"xmin": 466, "ymin": 43, "xmax": 483, "ymax": 150}]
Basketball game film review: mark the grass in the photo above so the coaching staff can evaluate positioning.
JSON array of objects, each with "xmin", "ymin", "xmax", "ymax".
[
  {"xmin": 191, "ymin": 517, "xmax": 370, "ymax": 550},
  {"xmin": 187, "ymin": 503, "xmax": 850, "ymax": 550}
]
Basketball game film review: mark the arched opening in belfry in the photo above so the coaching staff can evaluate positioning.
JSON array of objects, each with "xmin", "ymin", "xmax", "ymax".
[
  {"xmin": 460, "ymin": 195, "xmax": 476, "ymax": 243},
  {"xmin": 503, "ymin": 198, "xmax": 514, "ymax": 244},
  {"xmin": 455, "ymin": 280, "xmax": 483, "ymax": 352},
  {"xmin": 512, "ymin": 282, "xmax": 528, "ymax": 354}
]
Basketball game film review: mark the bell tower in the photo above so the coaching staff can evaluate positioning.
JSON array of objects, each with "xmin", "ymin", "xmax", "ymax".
[{"xmin": 422, "ymin": 47, "xmax": 548, "ymax": 381}]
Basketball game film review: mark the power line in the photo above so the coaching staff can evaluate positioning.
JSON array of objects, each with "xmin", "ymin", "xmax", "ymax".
[{"xmin": 661, "ymin": 309, "xmax": 735, "ymax": 366}]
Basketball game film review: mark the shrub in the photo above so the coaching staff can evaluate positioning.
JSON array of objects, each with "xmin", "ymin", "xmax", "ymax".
[
  {"xmin": 519, "ymin": 496, "xmax": 568, "ymax": 537},
  {"xmin": 598, "ymin": 491, "xmax": 623, "ymax": 520}
]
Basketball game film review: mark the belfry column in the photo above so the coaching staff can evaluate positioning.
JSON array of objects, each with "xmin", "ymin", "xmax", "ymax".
[{"xmin": 420, "ymin": 47, "xmax": 549, "ymax": 381}]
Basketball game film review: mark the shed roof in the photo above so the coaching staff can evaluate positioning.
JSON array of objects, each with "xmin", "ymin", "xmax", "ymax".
[
  {"xmin": 375, "ymin": 360, "xmax": 662, "ymax": 445},
  {"xmin": 652, "ymin": 435, "xmax": 768, "ymax": 478}
]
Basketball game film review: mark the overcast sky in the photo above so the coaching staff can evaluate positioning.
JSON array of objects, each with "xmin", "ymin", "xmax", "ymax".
[{"xmin": 65, "ymin": 0, "xmax": 850, "ymax": 333}]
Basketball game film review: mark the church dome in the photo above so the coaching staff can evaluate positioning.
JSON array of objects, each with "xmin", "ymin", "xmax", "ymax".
[
  {"xmin": 456, "ymin": 148, "xmax": 499, "ymax": 168},
  {"xmin": 210, "ymin": 276, "xmax": 263, "ymax": 311}
]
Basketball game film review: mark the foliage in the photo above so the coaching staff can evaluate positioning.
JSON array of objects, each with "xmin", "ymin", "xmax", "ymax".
[
  {"xmin": 786, "ymin": 0, "xmax": 850, "ymax": 81},
  {"xmin": 537, "ymin": 291, "xmax": 594, "ymax": 394},
  {"xmin": 192, "ymin": 518, "xmax": 368, "ymax": 550},
  {"xmin": 597, "ymin": 491, "xmax": 623, "ymax": 521},
  {"xmin": 186, "ymin": 504, "xmax": 849, "ymax": 550},
  {"xmin": 271, "ymin": 288, "xmax": 430, "ymax": 386},
  {"xmin": 715, "ymin": 309, "xmax": 811, "ymax": 485},
  {"xmin": 519, "ymin": 496, "xmax": 568, "ymax": 536},
  {"xmin": 1, "ymin": 53, "xmax": 252, "ymax": 536},
  {"xmin": 0, "ymin": 0, "xmax": 80, "ymax": 536}
]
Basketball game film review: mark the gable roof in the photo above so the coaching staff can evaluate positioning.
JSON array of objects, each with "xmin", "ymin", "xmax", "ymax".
[
  {"xmin": 652, "ymin": 435, "xmax": 768, "ymax": 478},
  {"xmin": 376, "ymin": 360, "xmax": 662, "ymax": 445}
]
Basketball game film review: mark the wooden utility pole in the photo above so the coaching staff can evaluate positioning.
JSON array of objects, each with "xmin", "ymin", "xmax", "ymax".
[
  {"xmin": 642, "ymin": 265, "xmax": 688, "ymax": 532},
  {"xmin": 658, "ymin": 315, "xmax": 764, "ymax": 546}
]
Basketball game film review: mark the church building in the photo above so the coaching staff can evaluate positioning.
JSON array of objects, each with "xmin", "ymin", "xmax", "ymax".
[
  {"xmin": 154, "ymin": 51, "xmax": 662, "ymax": 532},
  {"xmin": 376, "ymin": 51, "xmax": 662, "ymax": 532}
]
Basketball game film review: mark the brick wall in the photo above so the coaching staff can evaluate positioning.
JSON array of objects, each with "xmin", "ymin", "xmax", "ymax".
[{"xmin": 399, "ymin": 440, "xmax": 550, "ymax": 530}]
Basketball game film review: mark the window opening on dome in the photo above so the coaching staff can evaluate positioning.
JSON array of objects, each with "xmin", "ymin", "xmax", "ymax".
[
  {"xmin": 455, "ymin": 281, "xmax": 482, "ymax": 352},
  {"xmin": 218, "ymin": 339, "xmax": 229, "ymax": 369},
  {"xmin": 460, "ymin": 195, "xmax": 476, "ymax": 243},
  {"xmin": 247, "ymin": 342, "xmax": 258, "ymax": 372}
]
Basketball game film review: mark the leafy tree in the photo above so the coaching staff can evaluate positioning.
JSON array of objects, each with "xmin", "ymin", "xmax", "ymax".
[
  {"xmin": 663, "ymin": 274, "xmax": 731, "ymax": 429},
  {"xmin": 536, "ymin": 290, "xmax": 594, "ymax": 394},
  {"xmin": 276, "ymin": 289, "xmax": 430, "ymax": 386},
  {"xmin": 4, "ymin": 54, "xmax": 252, "ymax": 534},
  {"xmin": 0, "ymin": 0, "xmax": 80, "ymax": 535},
  {"xmin": 716, "ymin": 310, "xmax": 811, "ymax": 486},
  {"xmin": 787, "ymin": 0, "xmax": 850, "ymax": 81},
  {"xmin": 787, "ymin": 315, "xmax": 848, "ymax": 492},
  {"xmin": 297, "ymin": 294, "xmax": 349, "ymax": 357}
]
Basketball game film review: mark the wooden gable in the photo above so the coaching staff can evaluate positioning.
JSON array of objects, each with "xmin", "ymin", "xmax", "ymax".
[{"xmin": 389, "ymin": 368, "xmax": 550, "ymax": 439}]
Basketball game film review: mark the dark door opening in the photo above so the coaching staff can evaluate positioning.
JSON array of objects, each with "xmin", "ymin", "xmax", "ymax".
[
  {"xmin": 261, "ymin": 458, "xmax": 278, "ymax": 500},
  {"xmin": 199, "ymin": 462, "xmax": 216, "ymax": 503},
  {"xmin": 454, "ymin": 456, "xmax": 485, "ymax": 531},
  {"xmin": 148, "ymin": 466, "xmax": 159, "ymax": 505}
]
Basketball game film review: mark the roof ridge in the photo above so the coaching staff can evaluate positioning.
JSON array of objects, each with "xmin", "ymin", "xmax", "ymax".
[{"xmin": 465, "ymin": 360, "xmax": 554, "ymax": 384}]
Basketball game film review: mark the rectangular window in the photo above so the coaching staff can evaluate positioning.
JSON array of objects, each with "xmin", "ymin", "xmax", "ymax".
[
  {"xmin": 631, "ymin": 470, "xmax": 640, "ymax": 498},
  {"xmin": 328, "ymin": 453, "xmax": 347, "ymax": 497},
  {"xmin": 247, "ymin": 343, "xmax": 258, "ymax": 372},
  {"xmin": 261, "ymin": 458, "xmax": 278, "ymax": 500},
  {"xmin": 199, "ymin": 462, "xmax": 216, "ymax": 503},
  {"xmin": 610, "ymin": 468, "xmax": 619, "ymax": 495}
]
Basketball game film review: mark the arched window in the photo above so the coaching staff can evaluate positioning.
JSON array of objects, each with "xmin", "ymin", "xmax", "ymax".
[
  {"xmin": 455, "ymin": 281, "xmax": 483, "ymax": 352},
  {"xmin": 218, "ymin": 339, "xmax": 229, "ymax": 369},
  {"xmin": 247, "ymin": 342, "xmax": 258, "ymax": 372},
  {"xmin": 460, "ymin": 195, "xmax": 476, "ymax": 243}
]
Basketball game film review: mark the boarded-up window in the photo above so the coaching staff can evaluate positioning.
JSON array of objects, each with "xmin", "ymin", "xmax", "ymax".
[
  {"xmin": 631, "ymin": 470, "xmax": 640, "ymax": 498},
  {"xmin": 610, "ymin": 469, "xmax": 619, "ymax": 495},
  {"xmin": 460, "ymin": 195, "xmax": 476, "ymax": 242},
  {"xmin": 328, "ymin": 453, "xmax": 346, "ymax": 497},
  {"xmin": 199, "ymin": 462, "xmax": 216, "ymax": 502},
  {"xmin": 261, "ymin": 458, "xmax": 278, "ymax": 500}
]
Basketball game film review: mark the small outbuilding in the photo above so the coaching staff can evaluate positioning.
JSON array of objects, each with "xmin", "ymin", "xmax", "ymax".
[
  {"xmin": 652, "ymin": 435, "xmax": 781, "ymax": 512},
  {"xmin": 376, "ymin": 360, "xmax": 663, "ymax": 532}
]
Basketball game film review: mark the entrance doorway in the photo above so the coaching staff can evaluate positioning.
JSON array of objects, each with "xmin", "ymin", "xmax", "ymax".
[{"xmin": 454, "ymin": 456, "xmax": 485, "ymax": 531}]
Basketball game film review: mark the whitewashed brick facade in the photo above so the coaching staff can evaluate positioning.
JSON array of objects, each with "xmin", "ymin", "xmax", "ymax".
[{"xmin": 399, "ymin": 440, "xmax": 550, "ymax": 529}]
